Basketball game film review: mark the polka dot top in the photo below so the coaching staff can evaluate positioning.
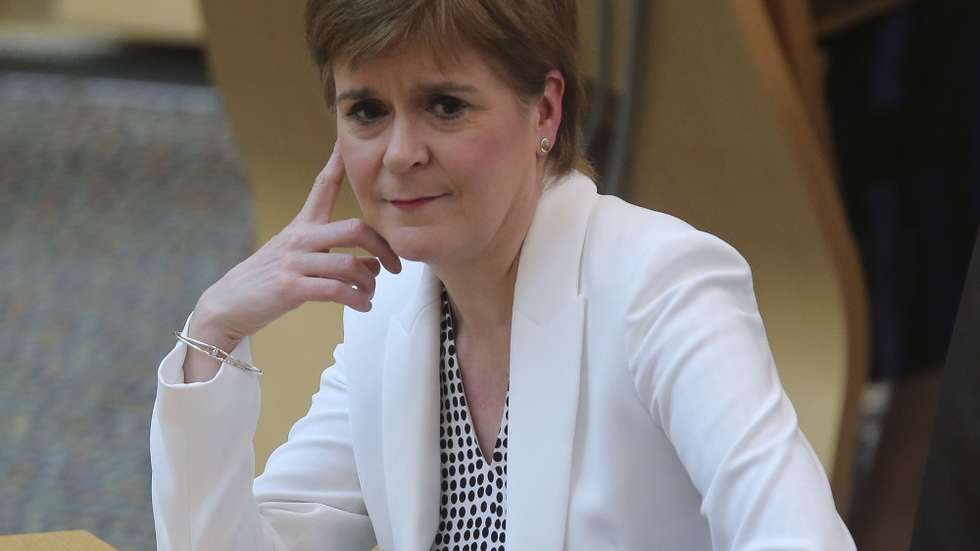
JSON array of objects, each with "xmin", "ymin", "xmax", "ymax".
[{"xmin": 431, "ymin": 284, "xmax": 509, "ymax": 551}]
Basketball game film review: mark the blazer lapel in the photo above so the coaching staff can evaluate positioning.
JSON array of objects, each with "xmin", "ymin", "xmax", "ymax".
[
  {"xmin": 381, "ymin": 263, "xmax": 442, "ymax": 551},
  {"xmin": 506, "ymin": 172, "xmax": 597, "ymax": 549},
  {"xmin": 507, "ymin": 300, "xmax": 585, "ymax": 549}
]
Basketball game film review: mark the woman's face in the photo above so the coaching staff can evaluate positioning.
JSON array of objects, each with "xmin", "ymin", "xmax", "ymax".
[{"xmin": 333, "ymin": 42, "xmax": 562, "ymax": 266}]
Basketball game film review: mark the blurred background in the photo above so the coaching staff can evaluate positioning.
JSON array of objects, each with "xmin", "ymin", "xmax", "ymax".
[{"xmin": 0, "ymin": 1, "xmax": 976, "ymax": 550}]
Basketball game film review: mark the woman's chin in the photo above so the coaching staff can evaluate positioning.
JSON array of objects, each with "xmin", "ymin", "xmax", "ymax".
[
  {"xmin": 386, "ymin": 228, "xmax": 449, "ymax": 263},
  {"xmin": 394, "ymin": 247, "xmax": 431, "ymax": 262}
]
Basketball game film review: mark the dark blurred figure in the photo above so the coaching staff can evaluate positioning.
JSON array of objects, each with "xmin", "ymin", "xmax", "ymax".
[
  {"xmin": 910, "ymin": 228, "xmax": 980, "ymax": 550},
  {"xmin": 822, "ymin": 1, "xmax": 980, "ymax": 549}
]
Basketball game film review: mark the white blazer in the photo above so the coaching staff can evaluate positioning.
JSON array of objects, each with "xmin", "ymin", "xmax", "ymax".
[{"xmin": 151, "ymin": 170, "xmax": 856, "ymax": 550}]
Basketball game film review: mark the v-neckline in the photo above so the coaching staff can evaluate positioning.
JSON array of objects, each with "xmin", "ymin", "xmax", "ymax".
[
  {"xmin": 461, "ymin": 387, "xmax": 508, "ymax": 466},
  {"xmin": 442, "ymin": 285, "xmax": 509, "ymax": 466}
]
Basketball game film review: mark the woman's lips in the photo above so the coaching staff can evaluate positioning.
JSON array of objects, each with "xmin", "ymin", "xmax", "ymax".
[{"xmin": 389, "ymin": 194, "xmax": 445, "ymax": 211}]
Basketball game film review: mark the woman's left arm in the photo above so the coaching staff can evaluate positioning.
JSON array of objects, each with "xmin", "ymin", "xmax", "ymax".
[{"xmin": 623, "ymin": 229, "xmax": 856, "ymax": 551}]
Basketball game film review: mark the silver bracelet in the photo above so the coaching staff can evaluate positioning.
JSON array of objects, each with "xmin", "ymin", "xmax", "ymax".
[{"xmin": 174, "ymin": 330, "xmax": 263, "ymax": 375}]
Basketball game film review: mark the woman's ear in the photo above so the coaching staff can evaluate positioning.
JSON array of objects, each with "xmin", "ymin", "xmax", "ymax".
[{"xmin": 536, "ymin": 69, "xmax": 565, "ymax": 141}]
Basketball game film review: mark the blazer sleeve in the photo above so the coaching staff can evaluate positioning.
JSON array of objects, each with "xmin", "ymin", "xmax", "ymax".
[
  {"xmin": 150, "ymin": 310, "xmax": 376, "ymax": 550},
  {"xmin": 622, "ymin": 230, "xmax": 856, "ymax": 550}
]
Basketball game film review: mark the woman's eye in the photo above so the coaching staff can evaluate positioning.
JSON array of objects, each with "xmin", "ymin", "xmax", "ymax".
[
  {"xmin": 430, "ymin": 96, "xmax": 467, "ymax": 120},
  {"xmin": 346, "ymin": 100, "xmax": 387, "ymax": 124}
]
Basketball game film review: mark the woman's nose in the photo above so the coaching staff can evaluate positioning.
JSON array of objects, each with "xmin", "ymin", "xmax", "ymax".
[{"xmin": 382, "ymin": 117, "xmax": 429, "ymax": 174}]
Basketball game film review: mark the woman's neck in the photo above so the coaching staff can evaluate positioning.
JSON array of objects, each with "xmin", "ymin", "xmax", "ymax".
[
  {"xmin": 431, "ymin": 163, "xmax": 546, "ymax": 344},
  {"xmin": 437, "ymin": 241, "xmax": 523, "ymax": 342}
]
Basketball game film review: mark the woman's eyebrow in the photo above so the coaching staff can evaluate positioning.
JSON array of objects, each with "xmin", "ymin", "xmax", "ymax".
[
  {"xmin": 336, "ymin": 87, "xmax": 375, "ymax": 103},
  {"xmin": 413, "ymin": 81, "xmax": 479, "ymax": 96},
  {"xmin": 336, "ymin": 81, "xmax": 479, "ymax": 103}
]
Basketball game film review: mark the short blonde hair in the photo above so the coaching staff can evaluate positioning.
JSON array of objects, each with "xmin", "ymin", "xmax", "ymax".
[{"xmin": 304, "ymin": 0, "xmax": 595, "ymax": 181}]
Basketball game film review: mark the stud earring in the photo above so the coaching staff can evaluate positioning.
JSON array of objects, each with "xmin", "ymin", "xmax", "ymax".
[{"xmin": 539, "ymin": 137, "xmax": 552, "ymax": 154}]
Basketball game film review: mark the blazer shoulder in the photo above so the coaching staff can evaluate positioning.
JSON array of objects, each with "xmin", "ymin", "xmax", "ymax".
[{"xmin": 582, "ymin": 194, "xmax": 753, "ymax": 299}]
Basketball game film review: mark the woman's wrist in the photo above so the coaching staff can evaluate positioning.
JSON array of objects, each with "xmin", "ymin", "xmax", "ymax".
[
  {"xmin": 182, "ymin": 304, "xmax": 243, "ymax": 383},
  {"xmin": 190, "ymin": 297, "xmax": 242, "ymax": 349}
]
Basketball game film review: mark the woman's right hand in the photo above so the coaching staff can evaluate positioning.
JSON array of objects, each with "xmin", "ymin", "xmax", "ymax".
[{"xmin": 191, "ymin": 143, "xmax": 402, "ymax": 350}]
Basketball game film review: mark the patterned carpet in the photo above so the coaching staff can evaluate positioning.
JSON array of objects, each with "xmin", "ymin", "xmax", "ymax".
[{"xmin": 0, "ymin": 68, "xmax": 254, "ymax": 549}]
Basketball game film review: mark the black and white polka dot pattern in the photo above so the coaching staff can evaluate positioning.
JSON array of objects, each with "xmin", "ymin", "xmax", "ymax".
[{"xmin": 431, "ymin": 284, "xmax": 509, "ymax": 551}]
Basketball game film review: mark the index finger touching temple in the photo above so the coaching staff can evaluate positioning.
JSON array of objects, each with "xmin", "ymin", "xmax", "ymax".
[{"xmin": 299, "ymin": 143, "xmax": 345, "ymax": 222}]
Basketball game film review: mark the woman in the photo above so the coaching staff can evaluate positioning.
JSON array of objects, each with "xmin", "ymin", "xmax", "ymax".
[{"xmin": 151, "ymin": 1, "xmax": 856, "ymax": 549}]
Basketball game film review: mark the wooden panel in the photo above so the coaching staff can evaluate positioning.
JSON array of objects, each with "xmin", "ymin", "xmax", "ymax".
[
  {"xmin": 810, "ymin": 0, "xmax": 912, "ymax": 37},
  {"xmin": 765, "ymin": 0, "xmax": 833, "ymax": 159},
  {"xmin": 54, "ymin": 0, "xmax": 203, "ymax": 44},
  {"xmin": 0, "ymin": 531, "xmax": 117, "ymax": 551},
  {"xmin": 0, "ymin": 0, "xmax": 203, "ymax": 45}
]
